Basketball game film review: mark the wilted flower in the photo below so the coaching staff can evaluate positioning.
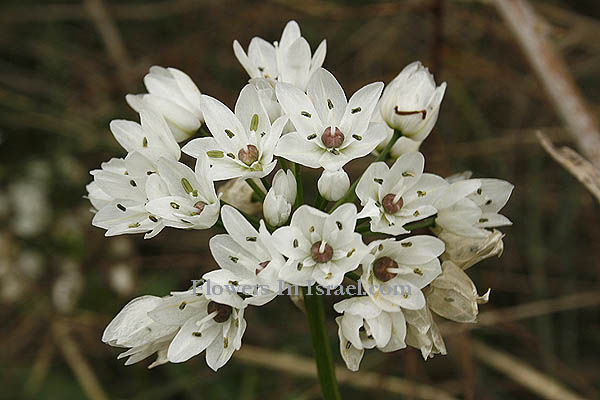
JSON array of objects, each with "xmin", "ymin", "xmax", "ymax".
[
  {"xmin": 126, "ymin": 66, "xmax": 203, "ymax": 142},
  {"xmin": 379, "ymin": 61, "xmax": 446, "ymax": 141},
  {"xmin": 426, "ymin": 260, "xmax": 490, "ymax": 323},
  {"xmin": 233, "ymin": 20, "xmax": 326, "ymax": 90},
  {"xmin": 219, "ymin": 178, "xmax": 263, "ymax": 214},
  {"xmin": 263, "ymin": 169, "xmax": 297, "ymax": 227},
  {"xmin": 404, "ymin": 307, "xmax": 447, "ymax": 359},
  {"xmin": 434, "ymin": 228, "xmax": 505, "ymax": 270},
  {"xmin": 318, "ymin": 168, "xmax": 350, "ymax": 202}
]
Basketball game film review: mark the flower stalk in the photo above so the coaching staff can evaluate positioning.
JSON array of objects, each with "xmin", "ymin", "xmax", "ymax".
[{"xmin": 302, "ymin": 286, "xmax": 342, "ymax": 400}]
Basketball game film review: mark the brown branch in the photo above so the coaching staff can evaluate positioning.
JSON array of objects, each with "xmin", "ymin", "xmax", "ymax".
[
  {"xmin": 236, "ymin": 344, "xmax": 458, "ymax": 400},
  {"xmin": 472, "ymin": 340, "xmax": 587, "ymax": 400},
  {"xmin": 492, "ymin": 0, "xmax": 600, "ymax": 168},
  {"xmin": 537, "ymin": 131, "xmax": 600, "ymax": 203}
]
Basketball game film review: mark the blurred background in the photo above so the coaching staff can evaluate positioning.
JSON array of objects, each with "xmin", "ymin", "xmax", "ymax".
[{"xmin": 1, "ymin": 0, "xmax": 600, "ymax": 399}]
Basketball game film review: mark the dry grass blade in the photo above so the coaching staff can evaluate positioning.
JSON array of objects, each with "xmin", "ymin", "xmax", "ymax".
[
  {"xmin": 492, "ymin": 0, "xmax": 600, "ymax": 168},
  {"xmin": 537, "ymin": 131, "xmax": 600, "ymax": 203},
  {"xmin": 236, "ymin": 345, "xmax": 458, "ymax": 400},
  {"xmin": 472, "ymin": 340, "xmax": 587, "ymax": 400},
  {"xmin": 52, "ymin": 322, "xmax": 109, "ymax": 400}
]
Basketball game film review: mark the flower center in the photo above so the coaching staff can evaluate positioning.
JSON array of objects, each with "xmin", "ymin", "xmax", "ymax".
[
  {"xmin": 193, "ymin": 201, "xmax": 207, "ymax": 215},
  {"xmin": 382, "ymin": 193, "xmax": 403, "ymax": 214},
  {"xmin": 238, "ymin": 145, "xmax": 259, "ymax": 166},
  {"xmin": 321, "ymin": 127, "xmax": 344, "ymax": 148},
  {"xmin": 207, "ymin": 301, "xmax": 232, "ymax": 323},
  {"xmin": 373, "ymin": 256, "xmax": 398, "ymax": 282},
  {"xmin": 311, "ymin": 241, "xmax": 333, "ymax": 263}
]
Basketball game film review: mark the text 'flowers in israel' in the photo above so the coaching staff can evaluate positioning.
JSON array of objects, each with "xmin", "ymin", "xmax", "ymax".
[{"xmin": 88, "ymin": 19, "xmax": 513, "ymax": 391}]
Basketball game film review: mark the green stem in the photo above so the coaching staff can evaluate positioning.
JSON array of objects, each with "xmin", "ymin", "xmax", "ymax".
[
  {"xmin": 404, "ymin": 215, "xmax": 437, "ymax": 231},
  {"xmin": 246, "ymin": 179, "xmax": 266, "ymax": 202},
  {"xmin": 291, "ymin": 162, "xmax": 304, "ymax": 209},
  {"xmin": 331, "ymin": 130, "xmax": 402, "ymax": 211},
  {"xmin": 260, "ymin": 176, "xmax": 271, "ymax": 191},
  {"xmin": 302, "ymin": 286, "xmax": 341, "ymax": 400},
  {"xmin": 278, "ymin": 157, "xmax": 289, "ymax": 171},
  {"xmin": 315, "ymin": 192, "xmax": 328, "ymax": 211},
  {"xmin": 345, "ymin": 271, "xmax": 360, "ymax": 282}
]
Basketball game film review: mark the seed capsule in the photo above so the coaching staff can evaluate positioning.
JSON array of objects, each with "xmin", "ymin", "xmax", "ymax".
[
  {"xmin": 193, "ymin": 201, "xmax": 207, "ymax": 215},
  {"xmin": 382, "ymin": 193, "xmax": 404, "ymax": 214},
  {"xmin": 238, "ymin": 145, "xmax": 259, "ymax": 166},
  {"xmin": 373, "ymin": 256, "xmax": 398, "ymax": 282},
  {"xmin": 311, "ymin": 241, "xmax": 333, "ymax": 263},
  {"xmin": 207, "ymin": 301, "xmax": 232, "ymax": 323},
  {"xmin": 321, "ymin": 127, "xmax": 345, "ymax": 148}
]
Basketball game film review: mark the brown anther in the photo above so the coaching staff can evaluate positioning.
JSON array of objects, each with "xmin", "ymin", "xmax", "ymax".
[
  {"xmin": 321, "ymin": 127, "xmax": 345, "ymax": 148},
  {"xmin": 393, "ymin": 106, "xmax": 427, "ymax": 120},
  {"xmin": 382, "ymin": 194, "xmax": 403, "ymax": 214},
  {"xmin": 193, "ymin": 201, "xmax": 207, "ymax": 214},
  {"xmin": 256, "ymin": 260, "xmax": 270, "ymax": 274},
  {"xmin": 311, "ymin": 241, "xmax": 333, "ymax": 263},
  {"xmin": 207, "ymin": 301, "xmax": 232, "ymax": 323},
  {"xmin": 373, "ymin": 256, "xmax": 398, "ymax": 282},
  {"xmin": 238, "ymin": 144, "xmax": 259, "ymax": 166}
]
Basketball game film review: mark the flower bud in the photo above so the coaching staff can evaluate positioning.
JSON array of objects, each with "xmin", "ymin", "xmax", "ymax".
[
  {"xmin": 404, "ymin": 307, "xmax": 446, "ymax": 359},
  {"xmin": 219, "ymin": 178, "xmax": 263, "ymax": 214},
  {"xmin": 426, "ymin": 261, "xmax": 490, "ymax": 323},
  {"xmin": 434, "ymin": 228, "xmax": 505, "ymax": 270},
  {"xmin": 318, "ymin": 169, "xmax": 350, "ymax": 201},
  {"xmin": 379, "ymin": 61, "xmax": 446, "ymax": 141},
  {"xmin": 127, "ymin": 66, "xmax": 203, "ymax": 142},
  {"xmin": 263, "ymin": 169, "xmax": 296, "ymax": 227}
]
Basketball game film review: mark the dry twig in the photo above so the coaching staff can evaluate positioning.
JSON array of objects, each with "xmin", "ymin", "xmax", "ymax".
[
  {"xmin": 492, "ymin": 0, "xmax": 600, "ymax": 168},
  {"xmin": 236, "ymin": 344, "xmax": 458, "ymax": 400},
  {"xmin": 537, "ymin": 131, "xmax": 600, "ymax": 203},
  {"xmin": 472, "ymin": 340, "xmax": 587, "ymax": 400}
]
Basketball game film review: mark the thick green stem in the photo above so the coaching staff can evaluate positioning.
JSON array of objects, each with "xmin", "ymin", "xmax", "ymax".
[
  {"xmin": 331, "ymin": 130, "xmax": 402, "ymax": 211},
  {"xmin": 404, "ymin": 215, "xmax": 437, "ymax": 231},
  {"xmin": 260, "ymin": 176, "xmax": 271, "ymax": 191},
  {"xmin": 246, "ymin": 179, "xmax": 266, "ymax": 202},
  {"xmin": 278, "ymin": 157, "xmax": 289, "ymax": 171},
  {"xmin": 302, "ymin": 286, "xmax": 341, "ymax": 400}
]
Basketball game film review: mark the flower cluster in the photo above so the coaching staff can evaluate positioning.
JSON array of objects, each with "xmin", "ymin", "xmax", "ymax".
[{"xmin": 88, "ymin": 21, "xmax": 513, "ymax": 371}]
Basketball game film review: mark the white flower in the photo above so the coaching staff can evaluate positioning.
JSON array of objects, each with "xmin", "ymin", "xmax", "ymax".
[
  {"xmin": 434, "ymin": 228, "xmax": 505, "ymax": 270},
  {"xmin": 250, "ymin": 78, "xmax": 283, "ymax": 123},
  {"xmin": 318, "ymin": 168, "xmax": 350, "ymax": 202},
  {"xmin": 426, "ymin": 260, "xmax": 490, "ymax": 323},
  {"xmin": 361, "ymin": 236, "xmax": 444, "ymax": 312},
  {"xmin": 233, "ymin": 20, "xmax": 326, "ymax": 90},
  {"xmin": 109, "ymin": 109, "xmax": 180, "ymax": 162},
  {"xmin": 90, "ymin": 152, "xmax": 167, "ymax": 239},
  {"xmin": 334, "ymin": 296, "xmax": 406, "ymax": 371},
  {"xmin": 434, "ymin": 178, "xmax": 513, "ymax": 238},
  {"xmin": 145, "ymin": 156, "xmax": 220, "ymax": 231},
  {"xmin": 373, "ymin": 106, "xmax": 422, "ymax": 159},
  {"xmin": 356, "ymin": 152, "xmax": 447, "ymax": 235},
  {"xmin": 163, "ymin": 294, "xmax": 246, "ymax": 371},
  {"xmin": 207, "ymin": 205, "xmax": 286, "ymax": 305},
  {"xmin": 104, "ymin": 290, "xmax": 248, "ymax": 371},
  {"xmin": 273, "ymin": 204, "xmax": 367, "ymax": 287},
  {"xmin": 182, "ymin": 84, "xmax": 288, "ymax": 180},
  {"xmin": 263, "ymin": 169, "xmax": 297, "ymax": 227},
  {"xmin": 379, "ymin": 61, "xmax": 446, "ymax": 141},
  {"xmin": 126, "ymin": 66, "xmax": 203, "ymax": 142},
  {"xmin": 102, "ymin": 295, "xmax": 179, "ymax": 367},
  {"xmin": 275, "ymin": 69, "xmax": 386, "ymax": 171},
  {"xmin": 404, "ymin": 307, "xmax": 446, "ymax": 359}
]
